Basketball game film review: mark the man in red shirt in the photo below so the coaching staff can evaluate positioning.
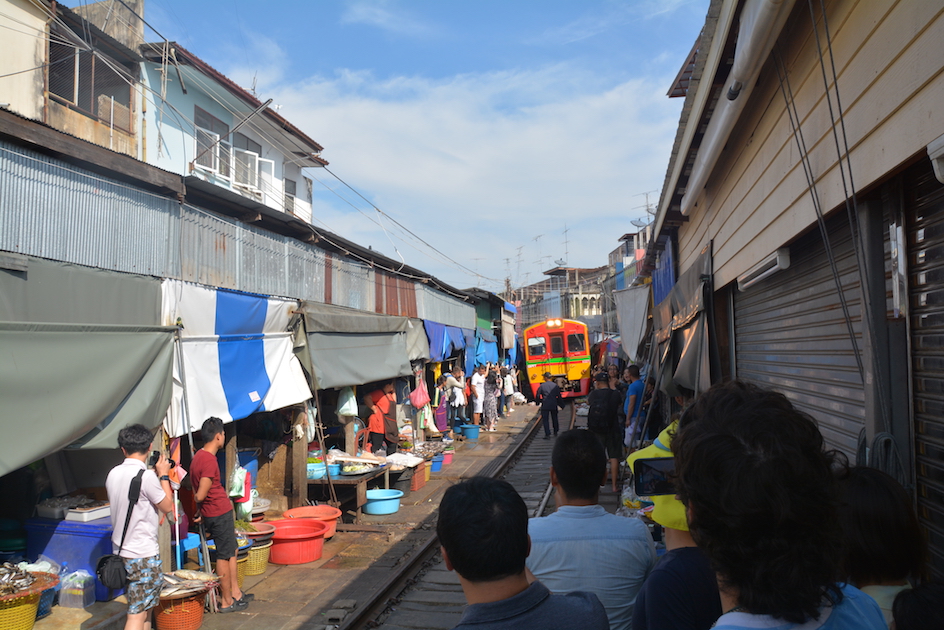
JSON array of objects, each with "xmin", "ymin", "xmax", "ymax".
[
  {"xmin": 364, "ymin": 382, "xmax": 398, "ymax": 455},
  {"xmin": 191, "ymin": 417, "xmax": 251, "ymax": 613}
]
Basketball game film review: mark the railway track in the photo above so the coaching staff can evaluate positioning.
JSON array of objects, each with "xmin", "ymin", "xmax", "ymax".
[{"xmin": 336, "ymin": 410, "xmax": 562, "ymax": 630}]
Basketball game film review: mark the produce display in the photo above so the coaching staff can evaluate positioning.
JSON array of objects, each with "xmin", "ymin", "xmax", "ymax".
[{"xmin": 341, "ymin": 462, "xmax": 375, "ymax": 474}]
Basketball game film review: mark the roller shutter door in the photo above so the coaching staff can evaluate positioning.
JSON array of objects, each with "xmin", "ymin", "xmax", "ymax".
[
  {"xmin": 907, "ymin": 162, "xmax": 944, "ymax": 580},
  {"xmin": 733, "ymin": 217, "xmax": 864, "ymax": 458}
]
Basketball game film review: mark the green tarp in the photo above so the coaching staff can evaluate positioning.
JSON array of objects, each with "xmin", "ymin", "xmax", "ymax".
[{"xmin": 0, "ymin": 322, "xmax": 175, "ymax": 476}]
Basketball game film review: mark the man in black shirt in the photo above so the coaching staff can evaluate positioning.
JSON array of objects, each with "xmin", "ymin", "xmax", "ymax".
[
  {"xmin": 586, "ymin": 372, "xmax": 622, "ymax": 492},
  {"xmin": 536, "ymin": 372, "xmax": 564, "ymax": 439}
]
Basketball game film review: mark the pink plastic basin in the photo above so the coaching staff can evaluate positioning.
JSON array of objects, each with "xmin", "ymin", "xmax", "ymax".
[
  {"xmin": 267, "ymin": 519, "xmax": 328, "ymax": 564},
  {"xmin": 282, "ymin": 505, "xmax": 343, "ymax": 538}
]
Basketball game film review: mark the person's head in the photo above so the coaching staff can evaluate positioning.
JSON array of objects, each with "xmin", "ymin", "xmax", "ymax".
[
  {"xmin": 645, "ymin": 377, "xmax": 655, "ymax": 392},
  {"xmin": 672, "ymin": 380, "xmax": 844, "ymax": 623},
  {"xmin": 437, "ymin": 477, "xmax": 529, "ymax": 582},
  {"xmin": 201, "ymin": 417, "xmax": 225, "ymax": 445},
  {"xmin": 837, "ymin": 466, "xmax": 927, "ymax": 587},
  {"xmin": 543, "ymin": 371, "xmax": 553, "ymax": 381},
  {"xmin": 626, "ymin": 365, "xmax": 641, "ymax": 381},
  {"xmin": 607, "ymin": 364, "xmax": 619, "ymax": 377},
  {"xmin": 486, "ymin": 372, "xmax": 498, "ymax": 385},
  {"xmin": 382, "ymin": 381, "xmax": 394, "ymax": 396},
  {"xmin": 477, "ymin": 364, "xmax": 486, "ymax": 374},
  {"xmin": 622, "ymin": 368, "xmax": 632, "ymax": 382},
  {"xmin": 117, "ymin": 424, "xmax": 153, "ymax": 455},
  {"xmin": 501, "ymin": 367, "xmax": 508, "ymax": 377},
  {"xmin": 593, "ymin": 372, "xmax": 609, "ymax": 389},
  {"xmin": 893, "ymin": 582, "xmax": 944, "ymax": 630},
  {"xmin": 551, "ymin": 430, "xmax": 606, "ymax": 501}
]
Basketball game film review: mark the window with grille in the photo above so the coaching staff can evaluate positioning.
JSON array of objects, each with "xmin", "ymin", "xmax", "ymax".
[
  {"xmin": 47, "ymin": 36, "xmax": 134, "ymax": 132},
  {"xmin": 284, "ymin": 178, "xmax": 297, "ymax": 213},
  {"xmin": 194, "ymin": 107, "xmax": 231, "ymax": 178}
]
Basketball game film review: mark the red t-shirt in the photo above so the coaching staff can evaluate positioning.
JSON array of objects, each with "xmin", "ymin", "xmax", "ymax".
[
  {"xmin": 190, "ymin": 449, "xmax": 232, "ymax": 518},
  {"xmin": 367, "ymin": 389, "xmax": 391, "ymax": 434}
]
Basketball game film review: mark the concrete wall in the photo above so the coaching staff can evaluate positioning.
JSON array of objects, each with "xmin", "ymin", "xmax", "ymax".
[
  {"xmin": 678, "ymin": 0, "xmax": 944, "ymax": 288},
  {"xmin": 0, "ymin": 0, "xmax": 47, "ymax": 120}
]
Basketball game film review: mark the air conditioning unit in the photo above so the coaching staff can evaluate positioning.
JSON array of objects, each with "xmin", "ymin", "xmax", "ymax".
[{"xmin": 737, "ymin": 248, "xmax": 790, "ymax": 291}]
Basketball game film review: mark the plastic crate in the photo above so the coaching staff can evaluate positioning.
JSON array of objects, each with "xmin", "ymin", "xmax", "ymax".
[{"xmin": 25, "ymin": 517, "xmax": 120, "ymax": 602}]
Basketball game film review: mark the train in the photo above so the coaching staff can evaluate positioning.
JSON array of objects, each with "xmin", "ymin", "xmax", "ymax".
[{"xmin": 523, "ymin": 318, "xmax": 591, "ymax": 399}]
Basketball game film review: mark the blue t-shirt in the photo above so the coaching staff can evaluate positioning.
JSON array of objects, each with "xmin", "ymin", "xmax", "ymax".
[
  {"xmin": 712, "ymin": 583, "xmax": 885, "ymax": 630},
  {"xmin": 625, "ymin": 380, "xmax": 645, "ymax": 419},
  {"xmin": 453, "ymin": 580, "xmax": 609, "ymax": 630},
  {"xmin": 633, "ymin": 546, "xmax": 721, "ymax": 630}
]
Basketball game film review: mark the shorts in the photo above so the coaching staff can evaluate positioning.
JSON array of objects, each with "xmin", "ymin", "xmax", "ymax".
[
  {"xmin": 473, "ymin": 397, "xmax": 484, "ymax": 414},
  {"xmin": 203, "ymin": 510, "xmax": 237, "ymax": 559},
  {"xmin": 590, "ymin": 427, "xmax": 623, "ymax": 460},
  {"xmin": 124, "ymin": 555, "xmax": 162, "ymax": 614}
]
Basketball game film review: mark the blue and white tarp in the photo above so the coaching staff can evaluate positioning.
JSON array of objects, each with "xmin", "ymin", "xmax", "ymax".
[{"xmin": 161, "ymin": 280, "xmax": 312, "ymax": 437}]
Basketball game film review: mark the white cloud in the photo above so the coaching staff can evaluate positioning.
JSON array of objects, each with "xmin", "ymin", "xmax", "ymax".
[
  {"xmin": 215, "ymin": 33, "xmax": 287, "ymax": 93},
  {"xmin": 340, "ymin": 1, "xmax": 437, "ymax": 38},
  {"xmin": 224, "ymin": 54, "xmax": 682, "ymax": 290}
]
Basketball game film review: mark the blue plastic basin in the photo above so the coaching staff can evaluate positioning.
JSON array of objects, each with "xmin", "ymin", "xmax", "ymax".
[
  {"xmin": 307, "ymin": 463, "xmax": 326, "ymax": 480},
  {"xmin": 461, "ymin": 425, "xmax": 480, "ymax": 440},
  {"xmin": 363, "ymin": 489, "xmax": 403, "ymax": 515}
]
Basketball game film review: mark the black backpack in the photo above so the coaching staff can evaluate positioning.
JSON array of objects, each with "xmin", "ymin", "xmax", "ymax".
[{"xmin": 587, "ymin": 391, "xmax": 615, "ymax": 430}]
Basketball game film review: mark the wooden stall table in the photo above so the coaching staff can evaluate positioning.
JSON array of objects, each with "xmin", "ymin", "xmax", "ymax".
[{"xmin": 307, "ymin": 466, "xmax": 389, "ymax": 523}]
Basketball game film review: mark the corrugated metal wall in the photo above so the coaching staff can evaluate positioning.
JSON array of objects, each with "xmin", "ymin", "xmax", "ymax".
[
  {"xmin": 416, "ymin": 283, "xmax": 473, "ymax": 329},
  {"xmin": 734, "ymin": 215, "xmax": 865, "ymax": 457},
  {"xmin": 0, "ymin": 139, "xmax": 178, "ymax": 276},
  {"xmin": 906, "ymin": 162, "xmax": 944, "ymax": 580},
  {"xmin": 329, "ymin": 255, "xmax": 372, "ymax": 311}
]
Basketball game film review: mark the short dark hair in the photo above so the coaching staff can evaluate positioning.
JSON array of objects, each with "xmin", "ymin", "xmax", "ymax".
[
  {"xmin": 437, "ymin": 477, "xmax": 528, "ymax": 582},
  {"xmin": 672, "ymin": 380, "xmax": 845, "ymax": 623},
  {"xmin": 117, "ymin": 424, "xmax": 153, "ymax": 455},
  {"xmin": 893, "ymin": 582, "xmax": 944, "ymax": 630},
  {"xmin": 627, "ymin": 365, "xmax": 640, "ymax": 378},
  {"xmin": 552, "ymin": 430, "xmax": 606, "ymax": 500},
  {"xmin": 201, "ymin": 417, "xmax": 225, "ymax": 444},
  {"xmin": 838, "ymin": 466, "xmax": 927, "ymax": 585}
]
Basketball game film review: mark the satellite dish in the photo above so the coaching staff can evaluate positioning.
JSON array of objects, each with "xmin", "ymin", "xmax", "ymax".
[
  {"xmin": 630, "ymin": 218, "xmax": 649, "ymax": 228},
  {"xmin": 554, "ymin": 258, "xmax": 567, "ymax": 266}
]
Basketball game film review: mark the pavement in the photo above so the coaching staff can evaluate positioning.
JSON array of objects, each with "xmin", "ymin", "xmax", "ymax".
[{"xmin": 33, "ymin": 404, "xmax": 541, "ymax": 630}]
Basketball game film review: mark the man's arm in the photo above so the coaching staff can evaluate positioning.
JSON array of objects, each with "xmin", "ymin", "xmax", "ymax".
[
  {"xmin": 152, "ymin": 456, "xmax": 174, "ymax": 515},
  {"xmin": 194, "ymin": 476, "xmax": 213, "ymax": 503},
  {"xmin": 626, "ymin": 394, "xmax": 638, "ymax": 425}
]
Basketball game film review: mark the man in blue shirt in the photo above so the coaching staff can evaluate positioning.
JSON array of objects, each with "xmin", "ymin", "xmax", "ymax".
[
  {"xmin": 536, "ymin": 372, "xmax": 564, "ymax": 439},
  {"xmin": 527, "ymin": 430, "xmax": 655, "ymax": 630},
  {"xmin": 624, "ymin": 365, "xmax": 645, "ymax": 445},
  {"xmin": 438, "ymin": 477, "xmax": 608, "ymax": 630}
]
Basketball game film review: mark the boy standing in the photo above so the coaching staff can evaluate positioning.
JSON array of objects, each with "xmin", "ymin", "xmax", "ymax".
[{"xmin": 191, "ymin": 417, "xmax": 251, "ymax": 613}]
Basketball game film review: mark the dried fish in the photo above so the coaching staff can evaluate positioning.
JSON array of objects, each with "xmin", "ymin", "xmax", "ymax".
[{"xmin": 0, "ymin": 564, "xmax": 36, "ymax": 597}]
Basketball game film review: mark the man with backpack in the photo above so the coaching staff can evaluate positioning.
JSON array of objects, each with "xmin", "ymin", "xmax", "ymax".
[{"xmin": 586, "ymin": 372, "xmax": 623, "ymax": 492}]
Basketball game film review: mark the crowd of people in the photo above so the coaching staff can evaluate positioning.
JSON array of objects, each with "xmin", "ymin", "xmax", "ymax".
[
  {"xmin": 436, "ymin": 363, "xmax": 519, "ymax": 438},
  {"xmin": 437, "ymin": 378, "xmax": 942, "ymax": 630}
]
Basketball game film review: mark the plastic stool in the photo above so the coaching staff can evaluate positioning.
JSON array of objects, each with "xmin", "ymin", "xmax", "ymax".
[{"xmin": 173, "ymin": 532, "xmax": 201, "ymax": 569}]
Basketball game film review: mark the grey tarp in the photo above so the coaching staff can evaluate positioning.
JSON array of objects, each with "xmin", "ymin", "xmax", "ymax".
[
  {"xmin": 302, "ymin": 302, "xmax": 428, "ymax": 390},
  {"xmin": 614, "ymin": 284, "xmax": 651, "ymax": 362},
  {"xmin": 652, "ymin": 247, "xmax": 713, "ymax": 395},
  {"xmin": 0, "ymin": 322, "xmax": 176, "ymax": 476}
]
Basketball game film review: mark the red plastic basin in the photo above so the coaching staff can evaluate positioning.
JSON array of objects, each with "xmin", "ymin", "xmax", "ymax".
[
  {"xmin": 267, "ymin": 519, "xmax": 328, "ymax": 564},
  {"xmin": 282, "ymin": 505, "xmax": 343, "ymax": 538}
]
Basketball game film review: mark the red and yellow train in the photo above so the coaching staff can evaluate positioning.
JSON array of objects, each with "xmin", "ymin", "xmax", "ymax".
[{"xmin": 523, "ymin": 318, "xmax": 591, "ymax": 398}]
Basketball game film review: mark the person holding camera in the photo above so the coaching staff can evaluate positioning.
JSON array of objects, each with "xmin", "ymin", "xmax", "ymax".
[
  {"xmin": 191, "ymin": 417, "xmax": 251, "ymax": 613},
  {"xmin": 105, "ymin": 424, "xmax": 175, "ymax": 630}
]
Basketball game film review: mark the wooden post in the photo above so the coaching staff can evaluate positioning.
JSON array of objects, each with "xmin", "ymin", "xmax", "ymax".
[
  {"xmin": 291, "ymin": 406, "xmax": 307, "ymax": 508},
  {"xmin": 340, "ymin": 415, "xmax": 357, "ymax": 456},
  {"xmin": 224, "ymin": 424, "xmax": 237, "ymax": 490}
]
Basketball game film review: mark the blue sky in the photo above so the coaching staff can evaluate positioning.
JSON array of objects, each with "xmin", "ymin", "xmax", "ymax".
[{"xmin": 118, "ymin": 0, "xmax": 707, "ymax": 291}]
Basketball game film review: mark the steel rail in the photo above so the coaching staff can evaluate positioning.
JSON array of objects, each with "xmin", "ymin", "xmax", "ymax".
[{"xmin": 337, "ymin": 412, "xmax": 544, "ymax": 630}]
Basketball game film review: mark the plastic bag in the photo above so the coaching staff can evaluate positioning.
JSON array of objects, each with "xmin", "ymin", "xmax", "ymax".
[
  {"xmin": 337, "ymin": 386, "xmax": 358, "ymax": 416},
  {"xmin": 409, "ymin": 376, "xmax": 431, "ymax": 408},
  {"xmin": 229, "ymin": 464, "xmax": 247, "ymax": 498},
  {"xmin": 60, "ymin": 570, "xmax": 95, "ymax": 608}
]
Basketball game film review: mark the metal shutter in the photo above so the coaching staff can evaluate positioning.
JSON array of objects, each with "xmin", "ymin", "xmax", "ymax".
[
  {"xmin": 907, "ymin": 162, "xmax": 944, "ymax": 580},
  {"xmin": 734, "ymin": 217, "xmax": 864, "ymax": 457}
]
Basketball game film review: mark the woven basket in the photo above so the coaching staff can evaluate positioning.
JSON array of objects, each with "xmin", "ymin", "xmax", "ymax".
[
  {"xmin": 245, "ymin": 541, "xmax": 272, "ymax": 576},
  {"xmin": 0, "ymin": 573, "xmax": 59, "ymax": 630},
  {"xmin": 34, "ymin": 588, "xmax": 55, "ymax": 622},
  {"xmin": 236, "ymin": 555, "xmax": 248, "ymax": 589},
  {"xmin": 155, "ymin": 592, "xmax": 205, "ymax": 630}
]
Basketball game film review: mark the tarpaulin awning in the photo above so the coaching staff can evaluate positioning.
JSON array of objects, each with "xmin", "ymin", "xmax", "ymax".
[
  {"xmin": 424, "ymin": 320, "xmax": 468, "ymax": 363},
  {"xmin": 302, "ymin": 301, "xmax": 428, "ymax": 390},
  {"xmin": 162, "ymin": 281, "xmax": 312, "ymax": 436},
  {"xmin": 0, "ymin": 322, "xmax": 175, "ymax": 476},
  {"xmin": 614, "ymin": 284, "xmax": 651, "ymax": 361},
  {"xmin": 501, "ymin": 310, "xmax": 516, "ymax": 349}
]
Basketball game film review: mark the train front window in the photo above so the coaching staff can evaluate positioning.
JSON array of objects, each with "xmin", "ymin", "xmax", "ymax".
[
  {"xmin": 567, "ymin": 334, "xmax": 586, "ymax": 354},
  {"xmin": 550, "ymin": 335, "xmax": 564, "ymax": 356},
  {"xmin": 528, "ymin": 336, "xmax": 547, "ymax": 357}
]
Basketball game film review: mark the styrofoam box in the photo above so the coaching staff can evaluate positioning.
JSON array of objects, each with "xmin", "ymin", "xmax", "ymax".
[
  {"xmin": 65, "ymin": 505, "xmax": 110, "ymax": 522},
  {"xmin": 36, "ymin": 505, "xmax": 66, "ymax": 520}
]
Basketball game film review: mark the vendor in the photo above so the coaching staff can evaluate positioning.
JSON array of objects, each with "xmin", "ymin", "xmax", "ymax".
[{"xmin": 364, "ymin": 382, "xmax": 398, "ymax": 456}]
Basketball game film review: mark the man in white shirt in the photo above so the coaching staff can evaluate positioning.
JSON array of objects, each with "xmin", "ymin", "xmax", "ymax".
[
  {"xmin": 527, "ymin": 429, "xmax": 656, "ymax": 630},
  {"xmin": 105, "ymin": 424, "xmax": 174, "ymax": 630},
  {"xmin": 470, "ymin": 364, "xmax": 486, "ymax": 425}
]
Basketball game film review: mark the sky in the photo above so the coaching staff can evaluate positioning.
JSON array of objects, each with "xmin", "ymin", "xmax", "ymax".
[{"xmin": 115, "ymin": 0, "xmax": 707, "ymax": 292}]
